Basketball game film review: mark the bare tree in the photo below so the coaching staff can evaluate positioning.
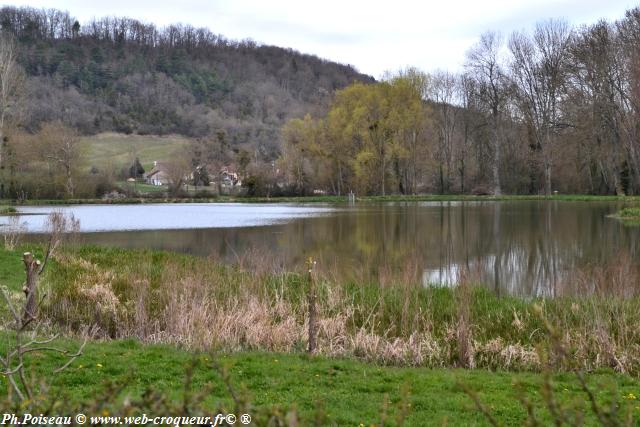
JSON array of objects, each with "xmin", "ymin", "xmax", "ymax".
[
  {"xmin": 429, "ymin": 71, "xmax": 458, "ymax": 193},
  {"xmin": 509, "ymin": 20, "xmax": 572, "ymax": 195},
  {"xmin": 38, "ymin": 122, "xmax": 82, "ymax": 198},
  {"xmin": 465, "ymin": 32, "xmax": 509, "ymax": 195},
  {"xmin": 0, "ymin": 33, "xmax": 23, "ymax": 196},
  {"xmin": 164, "ymin": 152, "xmax": 191, "ymax": 196},
  {"xmin": 614, "ymin": 10, "xmax": 640, "ymax": 193},
  {"xmin": 569, "ymin": 21, "xmax": 627, "ymax": 195},
  {"xmin": 455, "ymin": 73, "xmax": 479, "ymax": 193}
]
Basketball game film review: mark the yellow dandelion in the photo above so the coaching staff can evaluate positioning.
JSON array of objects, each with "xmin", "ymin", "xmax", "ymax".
[{"xmin": 96, "ymin": 363, "xmax": 103, "ymax": 368}]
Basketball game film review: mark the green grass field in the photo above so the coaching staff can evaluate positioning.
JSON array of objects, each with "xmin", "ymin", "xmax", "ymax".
[
  {"xmin": 116, "ymin": 180, "xmax": 169, "ymax": 194},
  {"xmin": 2, "ymin": 338, "xmax": 637, "ymax": 426},
  {"xmin": 79, "ymin": 132, "xmax": 191, "ymax": 171},
  {"xmin": 0, "ymin": 248, "xmax": 24, "ymax": 291}
]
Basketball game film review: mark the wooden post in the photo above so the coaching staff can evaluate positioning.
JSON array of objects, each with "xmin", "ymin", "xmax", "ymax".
[
  {"xmin": 22, "ymin": 252, "xmax": 40, "ymax": 326},
  {"xmin": 307, "ymin": 257, "xmax": 317, "ymax": 353}
]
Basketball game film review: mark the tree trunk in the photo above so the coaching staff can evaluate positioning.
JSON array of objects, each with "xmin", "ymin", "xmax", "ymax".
[
  {"xmin": 459, "ymin": 158, "xmax": 465, "ymax": 194},
  {"xmin": 66, "ymin": 166, "xmax": 74, "ymax": 198},
  {"xmin": 492, "ymin": 117, "xmax": 502, "ymax": 196},
  {"xmin": 0, "ymin": 128, "xmax": 4, "ymax": 199},
  {"xmin": 381, "ymin": 155, "xmax": 386, "ymax": 196},
  {"xmin": 411, "ymin": 131, "xmax": 418, "ymax": 194},
  {"xmin": 22, "ymin": 252, "xmax": 40, "ymax": 327},
  {"xmin": 544, "ymin": 162, "xmax": 552, "ymax": 196}
]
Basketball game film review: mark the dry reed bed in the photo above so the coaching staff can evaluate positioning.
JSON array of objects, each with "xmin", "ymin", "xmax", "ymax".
[{"xmin": 41, "ymin": 247, "xmax": 640, "ymax": 375}]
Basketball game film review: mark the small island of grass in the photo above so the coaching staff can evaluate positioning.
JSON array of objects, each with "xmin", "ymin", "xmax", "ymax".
[
  {"xmin": 610, "ymin": 206, "xmax": 640, "ymax": 225},
  {"xmin": 0, "ymin": 206, "xmax": 17, "ymax": 215}
]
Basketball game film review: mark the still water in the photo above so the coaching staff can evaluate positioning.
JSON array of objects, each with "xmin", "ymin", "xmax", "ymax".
[{"xmin": 4, "ymin": 201, "xmax": 638, "ymax": 297}]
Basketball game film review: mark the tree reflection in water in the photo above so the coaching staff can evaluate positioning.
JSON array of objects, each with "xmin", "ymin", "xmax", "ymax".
[{"xmin": 49, "ymin": 201, "xmax": 638, "ymax": 297}]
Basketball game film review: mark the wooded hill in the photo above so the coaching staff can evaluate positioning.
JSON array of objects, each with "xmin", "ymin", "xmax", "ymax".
[{"xmin": 0, "ymin": 6, "xmax": 374, "ymax": 161}]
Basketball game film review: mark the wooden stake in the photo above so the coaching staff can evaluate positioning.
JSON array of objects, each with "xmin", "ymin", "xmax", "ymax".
[{"xmin": 307, "ymin": 257, "xmax": 317, "ymax": 353}]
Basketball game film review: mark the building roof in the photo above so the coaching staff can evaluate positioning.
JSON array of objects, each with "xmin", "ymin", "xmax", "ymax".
[{"xmin": 145, "ymin": 161, "xmax": 170, "ymax": 179}]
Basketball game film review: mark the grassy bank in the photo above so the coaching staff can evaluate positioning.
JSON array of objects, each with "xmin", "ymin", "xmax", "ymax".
[
  {"xmin": 2, "ymin": 338, "xmax": 638, "ymax": 425},
  {"xmin": 2, "ymin": 194, "xmax": 640, "ymax": 206},
  {"xmin": 0, "ymin": 244, "xmax": 629, "ymax": 375},
  {"xmin": 1, "ymin": 243, "xmax": 639, "ymax": 424}
]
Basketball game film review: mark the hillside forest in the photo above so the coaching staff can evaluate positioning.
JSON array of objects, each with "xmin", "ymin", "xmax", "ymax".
[{"xmin": 0, "ymin": 6, "xmax": 639, "ymax": 197}]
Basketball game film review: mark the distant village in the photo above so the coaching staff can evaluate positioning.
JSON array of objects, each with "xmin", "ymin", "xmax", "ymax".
[{"xmin": 144, "ymin": 161, "xmax": 242, "ymax": 189}]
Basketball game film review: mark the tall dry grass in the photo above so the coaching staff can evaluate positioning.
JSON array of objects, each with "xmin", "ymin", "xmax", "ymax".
[
  {"xmin": 42, "ymin": 246, "xmax": 640, "ymax": 374},
  {"xmin": 2, "ymin": 216, "xmax": 24, "ymax": 250}
]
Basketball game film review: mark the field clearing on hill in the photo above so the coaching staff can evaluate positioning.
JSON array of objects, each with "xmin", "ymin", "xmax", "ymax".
[{"xmin": 79, "ymin": 133, "xmax": 192, "ymax": 171}]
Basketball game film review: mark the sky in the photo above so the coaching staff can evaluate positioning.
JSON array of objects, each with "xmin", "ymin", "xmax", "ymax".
[{"xmin": 5, "ymin": 0, "xmax": 638, "ymax": 78}]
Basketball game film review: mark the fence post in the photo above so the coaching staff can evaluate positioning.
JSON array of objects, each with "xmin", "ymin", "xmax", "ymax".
[{"xmin": 307, "ymin": 257, "xmax": 317, "ymax": 353}]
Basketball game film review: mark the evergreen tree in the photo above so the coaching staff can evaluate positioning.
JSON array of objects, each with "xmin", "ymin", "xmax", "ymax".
[{"xmin": 129, "ymin": 157, "xmax": 145, "ymax": 178}]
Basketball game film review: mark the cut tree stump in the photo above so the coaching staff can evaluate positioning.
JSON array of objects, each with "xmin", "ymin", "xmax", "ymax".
[{"xmin": 22, "ymin": 252, "xmax": 41, "ymax": 326}]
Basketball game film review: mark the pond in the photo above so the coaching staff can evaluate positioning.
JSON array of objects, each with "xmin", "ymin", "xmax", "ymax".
[{"xmin": 3, "ymin": 201, "xmax": 637, "ymax": 297}]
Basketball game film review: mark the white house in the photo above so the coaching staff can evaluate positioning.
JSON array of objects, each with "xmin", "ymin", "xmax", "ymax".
[{"xmin": 144, "ymin": 161, "xmax": 171, "ymax": 186}]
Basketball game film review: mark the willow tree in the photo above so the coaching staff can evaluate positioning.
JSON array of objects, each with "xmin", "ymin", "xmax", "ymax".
[
  {"xmin": 281, "ymin": 114, "xmax": 326, "ymax": 194},
  {"xmin": 386, "ymin": 70, "xmax": 431, "ymax": 194},
  {"xmin": 326, "ymin": 82, "xmax": 386, "ymax": 194},
  {"xmin": 327, "ymin": 79, "xmax": 429, "ymax": 195},
  {"xmin": 281, "ymin": 74, "xmax": 431, "ymax": 195}
]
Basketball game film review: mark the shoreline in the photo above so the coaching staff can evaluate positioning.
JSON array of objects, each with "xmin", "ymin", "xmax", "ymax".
[
  {"xmin": 11, "ymin": 244, "xmax": 637, "ymax": 374},
  {"xmin": 2, "ymin": 193, "xmax": 640, "ymax": 206}
]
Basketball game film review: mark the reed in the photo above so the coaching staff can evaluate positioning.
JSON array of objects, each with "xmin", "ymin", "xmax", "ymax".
[{"xmin": 34, "ymin": 245, "xmax": 640, "ymax": 374}]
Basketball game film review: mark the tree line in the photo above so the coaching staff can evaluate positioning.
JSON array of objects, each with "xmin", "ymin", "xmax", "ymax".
[
  {"xmin": 282, "ymin": 9, "xmax": 640, "ymax": 196},
  {"xmin": 2, "ymin": 6, "xmax": 640, "ymax": 197}
]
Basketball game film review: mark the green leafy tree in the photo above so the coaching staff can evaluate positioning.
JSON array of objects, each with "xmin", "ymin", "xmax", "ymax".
[{"xmin": 283, "ymin": 76, "xmax": 431, "ymax": 195}]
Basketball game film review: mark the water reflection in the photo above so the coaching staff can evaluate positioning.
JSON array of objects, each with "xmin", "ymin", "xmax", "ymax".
[
  {"xmin": 13, "ymin": 201, "xmax": 638, "ymax": 297},
  {"xmin": 4, "ymin": 203, "xmax": 334, "ymax": 232}
]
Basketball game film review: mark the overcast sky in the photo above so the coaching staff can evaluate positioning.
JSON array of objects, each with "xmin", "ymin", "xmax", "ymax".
[{"xmin": 5, "ymin": 0, "xmax": 638, "ymax": 77}]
